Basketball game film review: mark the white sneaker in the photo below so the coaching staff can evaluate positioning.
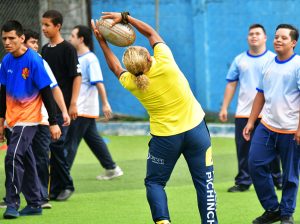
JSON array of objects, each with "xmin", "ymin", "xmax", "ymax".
[
  {"xmin": 41, "ymin": 202, "xmax": 52, "ymax": 209},
  {"xmin": 0, "ymin": 201, "xmax": 7, "ymax": 209},
  {"xmin": 96, "ymin": 166, "xmax": 123, "ymax": 180}
]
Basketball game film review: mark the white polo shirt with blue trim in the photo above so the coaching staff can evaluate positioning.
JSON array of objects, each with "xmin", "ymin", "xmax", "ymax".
[
  {"xmin": 257, "ymin": 54, "xmax": 300, "ymax": 133},
  {"xmin": 226, "ymin": 50, "xmax": 275, "ymax": 117},
  {"xmin": 76, "ymin": 51, "xmax": 104, "ymax": 118}
]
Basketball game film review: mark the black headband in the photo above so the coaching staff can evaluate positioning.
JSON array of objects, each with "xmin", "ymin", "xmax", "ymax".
[{"xmin": 135, "ymin": 72, "xmax": 143, "ymax": 77}]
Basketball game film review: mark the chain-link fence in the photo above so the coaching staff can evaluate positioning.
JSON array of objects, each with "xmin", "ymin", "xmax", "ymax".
[{"xmin": 0, "ymin": 0, "xmax": 40, "ymax": 60}]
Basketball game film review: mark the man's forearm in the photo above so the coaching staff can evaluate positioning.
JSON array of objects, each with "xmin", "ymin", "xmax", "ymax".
[
  {"xmin": 0, "ymin": 118, "xmax": 4, "ymax": 126},
  {"xmin": 127, "ymin": 15, "xmax": 162, "ymax": 46},
  {"xmin": 52, "ymin": 87, "xmax": 68, "ymax": 114},
  {"xmin": 96, "ymin": 83, "xmax": 109, "ymax": 105},
  {"xmin": 40, "ymin": 86, "xmax": 57, "ymax": 125},
  {"xmin": 99, "ymin": 40, "xmax": 123, "ymax": 76},
  {"xmin": 221, "ymin": 82, "xmax": 237, "ymax": 110},
  {"xmin": 127, "ymin": 16, "xmax": 155, "ymax": 39}
]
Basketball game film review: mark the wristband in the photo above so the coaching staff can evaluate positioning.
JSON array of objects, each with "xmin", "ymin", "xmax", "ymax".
[{"xmin": 121, "ymin": 11, "xmax": 130, "ymax": 24}]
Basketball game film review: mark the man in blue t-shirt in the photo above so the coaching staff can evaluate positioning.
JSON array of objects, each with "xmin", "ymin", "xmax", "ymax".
[{"xmin": 0, "ymin": 20, "xmax": 60, "ymax": 219}]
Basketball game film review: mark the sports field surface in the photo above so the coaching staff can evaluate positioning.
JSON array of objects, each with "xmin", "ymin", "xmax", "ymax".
[{"xmin": 0, "ymin": 136, "xmax": 299, "ymax": 223}]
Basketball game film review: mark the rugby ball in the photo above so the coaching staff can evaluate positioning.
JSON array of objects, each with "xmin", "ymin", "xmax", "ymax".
[{"xmin": 97, "ymin": 18, "xmax": 136, "ymax": 47}]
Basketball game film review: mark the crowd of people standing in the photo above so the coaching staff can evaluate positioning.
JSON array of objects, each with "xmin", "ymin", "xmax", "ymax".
[{"xmin": 0, "ymin": 8, "xmax": 299, "ymax": 224}]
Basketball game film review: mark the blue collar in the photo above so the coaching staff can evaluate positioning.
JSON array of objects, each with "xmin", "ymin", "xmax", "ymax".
[
  {"xmin": 246, "ymin": 49, "xmax": 268, "ymax": 58},
  {"xmin": 275, "ymin": 53, "xmax": 296, "ymax": 64}
]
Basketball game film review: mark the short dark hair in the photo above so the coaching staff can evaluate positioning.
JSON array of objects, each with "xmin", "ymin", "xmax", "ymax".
[
  {"xmin": 249, "ymin": 24, "xmax": 266, "ymax": 34},
  {"xmin": 73, "ymin": 25, "xmax": 92, "ymax": 48},
  {"xmin": 276, "ymin": 24, "xmax": 299, "ymax": 41},
  {"xmin": 1, "ymin": 20, "xmax": 23, "ymax": 36},
  {"xmin": 42, "ymin": 10, "xmax": 63, "ymax": 26},
  {"xmin": 24, "ymin": 29, "xmax": 39, "ymax": 43}
]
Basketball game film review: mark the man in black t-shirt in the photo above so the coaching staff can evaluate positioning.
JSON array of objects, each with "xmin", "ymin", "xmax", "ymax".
[{"xmin": 41, "ymin": 10, "xmax": 81, "ymax": 201}]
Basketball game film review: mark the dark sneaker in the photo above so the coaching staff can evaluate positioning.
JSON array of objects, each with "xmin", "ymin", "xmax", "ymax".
[
  {"xmin": 49, "ymin": 193, "xmax": 58, "ymax": 200},
  {"xmin": 19, "ymin": 205, "xmax": 42, "ymax": 216},
  {"xmin": 275, "ymin": 183, "xmax": 283, "ymax": 190},
  {"xmin": 56, "ymin": 189, "xmax": 74, "ymax": 201},
  {"xmin": 252, "ymin": 210, "xmax": 281, "ymax": 224},
  {"xmin": 281, "ymin": 216, "xmax": 294, "ymax": 224},
  {"xmin": 3, "ymin": 206, "xmax": 19, "ymax": 219},
  {"xmin": 227, "ymin": 184, "xmax": 250, "ymax": 192}
]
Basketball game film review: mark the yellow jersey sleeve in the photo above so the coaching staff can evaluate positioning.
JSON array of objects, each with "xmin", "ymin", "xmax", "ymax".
[
  {"xmin": 153, "ymin": 42, "xmax": 174, "ymax": 63},
  {"xmin": 119, "ymin": 71, "xmax": 136, "ymax": 90}
]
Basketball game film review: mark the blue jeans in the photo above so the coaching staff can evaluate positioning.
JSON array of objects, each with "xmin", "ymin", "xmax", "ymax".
[
  {"xmin": 145, "ymin": 120, "xmax": 218, "ymax": 223},
  {"xmin": 249, "ymin": 123, "xmax": 300, "ymax": 216}
]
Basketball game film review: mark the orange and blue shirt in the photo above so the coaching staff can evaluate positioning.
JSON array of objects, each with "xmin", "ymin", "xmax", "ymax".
[{"xmin": 0, "ymin": 48, "xmax": 52, "ymax": 127}]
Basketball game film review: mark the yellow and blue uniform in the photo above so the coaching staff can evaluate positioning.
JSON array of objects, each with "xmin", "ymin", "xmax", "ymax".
[
  {"xmin": 120, "ymin": 43, "xmax": 218, "ymax": 223},
  {"xmin": 120, "ymin": 43, "xmax": 204, "ymax": 136},
  {"xmin": 0, "ymin": 48, "xmax": 52, "ymax": 209},
  {"xmin": 249, "ymin": 53, "xmax": 300, "ymax": 217}
]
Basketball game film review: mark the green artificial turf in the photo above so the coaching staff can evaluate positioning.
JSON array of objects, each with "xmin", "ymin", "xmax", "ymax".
[{"xmin": 0, "ymin": 136, "xmax": 299, "ymax": 223}]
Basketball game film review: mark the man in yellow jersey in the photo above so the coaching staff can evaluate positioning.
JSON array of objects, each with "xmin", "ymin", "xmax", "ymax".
[{"xmin": 91, "ymin": 12, "xmax": 218, "ymax": 224}]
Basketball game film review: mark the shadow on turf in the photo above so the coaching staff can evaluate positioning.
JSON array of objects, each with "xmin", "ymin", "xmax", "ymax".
[{"xmin": 70, "ymin": 152, "xmax": 235, "ymax": 195}]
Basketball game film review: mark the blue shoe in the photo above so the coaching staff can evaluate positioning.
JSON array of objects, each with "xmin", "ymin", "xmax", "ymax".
[
  {"xmin": 19, "ymin": 205, "xmax": 42, "ymax": 216},
  {"xmin": 3, "ymin": 206, "xmax": 19, "ymax": 219}
]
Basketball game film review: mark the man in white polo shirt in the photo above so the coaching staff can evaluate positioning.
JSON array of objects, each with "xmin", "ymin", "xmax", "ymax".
[
  {"xmin": 244, "ymin": 24, "xmax": 300, "ymax": 224},
  {"xmin": 67, "ymin": 25, "xmax": 123, "ymax": 186},
  {"xmin": 220, "ymin": 24, "xmax": 282, "ymax": 192}
]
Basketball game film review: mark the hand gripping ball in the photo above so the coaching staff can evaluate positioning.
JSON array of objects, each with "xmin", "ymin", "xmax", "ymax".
[{"xmin": 98, "ymin": 18, "xmax": 136, "ymax": 47}]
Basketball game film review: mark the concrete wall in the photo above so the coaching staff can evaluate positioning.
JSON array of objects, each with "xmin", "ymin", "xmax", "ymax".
[
  {"xmin": 1, "ymin": 1, "xmax": 300, "ymax": 117},
  {"xmin": 39, "ymin": 0, "xmax": 89, "ymax": 46},
  {"xmin": 91, "ymin": 0, "xmax": 300, "ymax": 117},
  {"xmin": 0, "ymin": 0, "xmax": 40, "ymax": 59},
  {"xmin": 0, "ymin": 0, "xmax": 89, "ymax": 58}
]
